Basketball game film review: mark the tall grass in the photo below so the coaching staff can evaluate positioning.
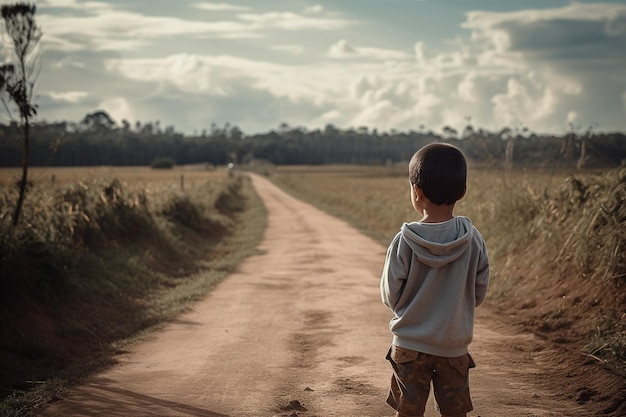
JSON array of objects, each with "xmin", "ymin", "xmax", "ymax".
[
  {"xmin": 0, "ymin": 170, "xmax": 267, "ymax": 416},
  {"xmin": 268, "ymin": 165, "xmax": 626, "ymax": 377}
]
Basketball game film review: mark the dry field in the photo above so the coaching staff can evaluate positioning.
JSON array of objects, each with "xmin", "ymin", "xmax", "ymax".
[
  {"xmin": 0, "ymin": 166, "xmax": 234, "ymax": 227},
  {"xmin": 267, "ymin": 164, "xmax": 574, "ymax": 246},
  {"xmin": 0, "ymin": 165, "xmax": 226, "ymax": 188}
]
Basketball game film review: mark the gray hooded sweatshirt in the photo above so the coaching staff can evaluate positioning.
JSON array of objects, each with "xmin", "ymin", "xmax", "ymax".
[{"xmin": 380, "ymin": 216, "xmax": 489, "ymax": 357}]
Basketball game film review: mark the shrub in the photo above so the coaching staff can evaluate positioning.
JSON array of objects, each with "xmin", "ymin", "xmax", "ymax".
[
  {"xmin": 150, "ymin": 157, "xmax": 176, "ymax": 169},
  {"xmin": 0, "ymin": 172, "xmax": 252, "ymax": 396},
  {"xmin": 539, "ymin": 167, "xmax": 626, "ymax": 286},
  {"xmin": 160, "ymin": 194, "xmax": 228, "ymax": 236},
  {"xmin": 215, "ymin": 176, "xmax": 246, "ymax": 213}
]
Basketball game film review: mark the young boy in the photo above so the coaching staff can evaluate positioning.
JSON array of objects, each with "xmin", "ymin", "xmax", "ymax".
[{"xmin": 380, "ymin": 143, "xmax": 490, "ymax": 417}]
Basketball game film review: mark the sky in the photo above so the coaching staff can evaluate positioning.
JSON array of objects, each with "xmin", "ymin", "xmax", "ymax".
[{"xmin": 1, "ymin": 0, "xmax": 626, "ymax": 135}]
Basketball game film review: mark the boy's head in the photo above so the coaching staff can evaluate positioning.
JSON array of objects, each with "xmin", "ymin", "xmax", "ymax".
[{"xmin": 409, "ymin": 143, "xmax": 467, "ymax": 205}]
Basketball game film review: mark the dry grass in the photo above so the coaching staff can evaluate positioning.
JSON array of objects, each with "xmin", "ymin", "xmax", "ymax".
[
  {"xmin": 0, "ymin": 165, "xmax": 222, "ymax": 187},
  {"xmin": 0, "ymin": 166, "xmax": 267, "ymax": 416}
]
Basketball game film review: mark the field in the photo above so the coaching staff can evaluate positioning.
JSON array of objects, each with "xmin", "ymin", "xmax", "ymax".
[
  {"xmin": 0, "ymin": 165, "xmax": 224, "ymax": 187},
  {"xmin": 265, "ymin": 165, "xmax": 572, "ymax": 243},
  {"xmin": 267, "ymin": 164, "xmax": 626, "ymax": 378}
]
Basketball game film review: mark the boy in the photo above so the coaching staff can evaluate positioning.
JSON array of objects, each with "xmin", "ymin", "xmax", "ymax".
[{"xmin": 380, "ymin": 143, "xmax": 490, "ymax": 417}]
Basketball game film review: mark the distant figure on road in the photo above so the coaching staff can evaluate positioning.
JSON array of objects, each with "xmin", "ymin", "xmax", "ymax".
[{"xmin": 380, "ymin": 143, "xmax": 490, "ymax": 417}]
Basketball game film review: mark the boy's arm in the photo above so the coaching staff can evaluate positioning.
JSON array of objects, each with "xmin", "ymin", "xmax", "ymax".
[
  {"xmin": 380, "ymin": 233, "xmax": 408, "ymax": 310},
  {"xmin": 475, "ymin": 239, "xmax": 490, "ymax": 307}
]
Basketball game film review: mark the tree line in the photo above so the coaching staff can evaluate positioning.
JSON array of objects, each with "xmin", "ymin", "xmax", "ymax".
[{"xmin": 1, "ymin": 111, "xmax": 625, "ymax": 169}]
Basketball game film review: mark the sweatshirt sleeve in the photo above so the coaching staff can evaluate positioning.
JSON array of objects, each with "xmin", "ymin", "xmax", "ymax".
[
  {"xmin": 380, "ymin": 233, "xmax": 409, "ymax": 311},
  {"xmin": 475, "ymin": 236, "xmax": 490, "ymax": 307}
]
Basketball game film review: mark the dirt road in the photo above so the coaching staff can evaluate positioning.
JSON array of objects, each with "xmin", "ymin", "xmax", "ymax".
[{"xmin": 39, "ymin": 173, "xmax": 588, "ymax": 417}]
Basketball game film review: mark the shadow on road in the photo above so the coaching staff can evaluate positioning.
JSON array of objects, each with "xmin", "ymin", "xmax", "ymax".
[{"xmin": 61, "ymin": 377, "xmax": 230, "ymax": 417}]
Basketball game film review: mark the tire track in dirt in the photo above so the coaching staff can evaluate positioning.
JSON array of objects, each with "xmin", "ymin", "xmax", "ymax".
[{"xmin": 39, "ymin": 173, "xmax": 588, "ymax": 417}]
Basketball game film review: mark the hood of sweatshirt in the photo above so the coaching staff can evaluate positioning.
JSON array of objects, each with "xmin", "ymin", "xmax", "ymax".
[{"xmin": 400, "ymin": 216, "xmax": 473, "ymax": 269}]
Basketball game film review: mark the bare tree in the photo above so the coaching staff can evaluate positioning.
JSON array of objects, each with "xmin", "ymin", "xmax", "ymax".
[{"xmin": 0, "ymin": 2, "xmax": 42, "ymax": 226}]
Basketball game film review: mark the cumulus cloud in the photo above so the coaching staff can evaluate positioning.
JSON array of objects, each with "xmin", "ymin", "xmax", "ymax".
[
  {"xmin": 321, "ymin": 3, "xmax": 626, "ymax": 132},
  {"xmin": 106, "ymin": 54, "xmax": 268, "ymax": 96},
  {"xmin": 98, "ymin": 96, "xmax": 136, "ymax": 124},
  {"xmin": 328, "ymin": 39, "xmax": 357, "ymax": 57},
  {"xmin": 492, "ymin": 78, "xmax": 554, "ymax": 127},
  {"xmin": 457, "ymin": 72, "xmax": 477, "ymax": 102},
  {"xmin": 458, "ymin": 2, "xmax": 626, "ymax": 131},
  {"xmin": 103, "ymin": 51, "xmax": 425, "ymax": 131},
  {"xmin": 106, "ymin": 53, "xmax": 354, "ymax": 111}
]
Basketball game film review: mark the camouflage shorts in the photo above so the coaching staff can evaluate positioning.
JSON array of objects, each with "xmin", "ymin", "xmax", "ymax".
[{"xmin": 385, "ymin": 345, "xmax": 475, "ymax": 416}]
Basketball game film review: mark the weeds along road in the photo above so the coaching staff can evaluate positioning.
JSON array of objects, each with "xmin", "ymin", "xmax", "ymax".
[{"xmin": 39, "ymin": 174, "xmax": 587, "ymax": 417}]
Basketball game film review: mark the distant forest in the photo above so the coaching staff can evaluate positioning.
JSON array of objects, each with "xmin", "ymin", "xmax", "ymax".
[{"xmin": 1, "ymin": 110, "xmax": 625, "ymax": 168}]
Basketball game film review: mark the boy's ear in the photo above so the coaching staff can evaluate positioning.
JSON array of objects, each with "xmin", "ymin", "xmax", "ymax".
[{"xmin": 414, "ymin": 184, "xmax": 425, "ymax": 200}]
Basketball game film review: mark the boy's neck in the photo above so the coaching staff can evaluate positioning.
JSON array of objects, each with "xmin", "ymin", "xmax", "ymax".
[{"xmin": 419, "ymin": 204, "xmax": 455, "ymax": 223}]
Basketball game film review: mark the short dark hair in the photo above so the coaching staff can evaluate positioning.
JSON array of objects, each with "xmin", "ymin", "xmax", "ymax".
[{"xmin": 409, "ymin": 143, "xmax": 467, "ymax": 205}]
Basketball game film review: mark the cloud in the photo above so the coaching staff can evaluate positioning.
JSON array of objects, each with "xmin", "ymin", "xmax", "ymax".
[
  {"xmin": 567, "ymin": 111, "xmax": 579, "ymax": 125},
  {"xmin": 304, "ymin": 5, "xmax": 324, "ymax": 14},
  {"xmin": 38, "ymin": 11, "xmax": 260, "ymax": 51},
  {"xmin": 328, "ymin": 39, "xmax": 411, "ymax": 60},
  {"xmin": 192, "ymin": 2, "xmax": 250, "ymax": 12},
  {"xmin": 35, "ymin": 47, "xmax": 152, "ymax": 125},
  {"xmin": 491, "ymin": 78, "xmax": 555, "ymax": 127},
  {"xmin": 457, "ymin": 3, "xmax": 626, "ymax": 130},
  {"xmin": 102, "ymin": 52, "xmax": 426, "ymax": 131},
  {"xmin": 457, "ymin": 71, "xmax": 477, "ymax": 102},
  {"xmin": 105, "ymin": 54, "xmax": 265, "ymax": 96},
  {"xmin": 39, "ymin": 0, "xmax": 112, "ymax": 11},
  {"xmin": 48, "ymin": 91, "xmax": 89, "ymax": 103},
  {"xmin": 320, "ymin": 3, "xmax": 626, "ymax": 133},
  {"xmin": 462, "ymin": 3, "xmax": 626, "ymax": 69},
  {"xmin": 328, "ymin": 39, "xmax": 357, "ymax": 57},
  {"xmin": 237, "ymin": 12, "xmax": 354, "ymax": 31},
  {"xmin": 98, "ymin": 96, "xmax": 136, "ymax": 124},
  {"xmin": 38, "ymin": 3, "xmax": 355, "ymax": 52}
]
